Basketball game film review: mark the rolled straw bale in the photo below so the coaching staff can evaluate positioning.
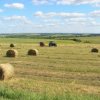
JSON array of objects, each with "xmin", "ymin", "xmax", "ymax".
[
  {"xmin": 6, "ymin": 49, "xmax": 18, "ymax": 57},
  {"xmin": 39, "ymin": 42, "xmax": 45, "ymax": 47},
  {"xmin": 0, "ymin": 63, "xmax": 14, "ymax": 80},
  {"xmin": 91, "ymin": 48, "xmax": 99, "ymax": 53},
  {"xmin": 27, "ymin": 49, "xmax": 38, "ymax": 56},
  {"xmin": 10, "ymin": 43, "xmax": 15, "ymax": 47}
]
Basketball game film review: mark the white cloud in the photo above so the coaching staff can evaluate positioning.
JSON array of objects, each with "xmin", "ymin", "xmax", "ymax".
[
  {"xmin": 75, "ymin": 0, "xmax": 100, "ymax": 5},
  {"xmin": 4, "ymin": 3, "xmax": 24, "ymax": 9},
  {"xmin": 4, "ymin": 15, "xmax": 32, "ymax": 24},
  {"xmin": 34, "ymin": 11, "xmax": 85, "ymax": 18},
  {"xmin": 64, "ymin": 0, "xmax": 100, "ymax": 5},
  {"xmin": 64, "ymin": 17, "xmax": 96, "ymax": 26},
  {"xmin": 45, "ymin": 23, "xmax": 60, "ymax": 27},
  {"xmin": 57, "ymin": 0, "xmax": 75, "ymax": 5},
  {"xmin": 32, "ymin": 0, "xmax": 100, "ymax": 6},
  {"xmin": 32, "ymin": 0, "xmax": 49, "ymax": 5},
  {"xmin": 91, "ymin": 21, "xmax": 100, "ymax": 26},
  {"xmin": 90, "ymin": 10, "xmax": 100, "ymax": 17},
  {"xmin": 59, "ymin": 12, "xmax": 85, "ymax": 17},
  {"xmin": 34, "ymin": 11, "xmax": 44, "ymax": 17},
  {"xmin": 4, "ymin": 15, "xmax": 26, "ymax": 20},
  {"xmin": 95, "ymin": 3, "xmax": 100, "ymax": 7},
  {"xmin": 68, "ymin": 17, "xmax": 94, "ymax": 22},
  {"xmin": 34, "ymin": 11, "xmax": 57, "ymax": 18},
  {"xmin": 33, "ymin": 24, "xmax": 44, "ymax": 28}
]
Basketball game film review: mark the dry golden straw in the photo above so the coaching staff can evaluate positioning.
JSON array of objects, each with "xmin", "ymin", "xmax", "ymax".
[
  {"xmin": 0, "ymin": 63, "xmax": 14, "ymax": 80},
  {"xmin": 27, "ymin": 49, "xmax": 38, "ymax": 56}
]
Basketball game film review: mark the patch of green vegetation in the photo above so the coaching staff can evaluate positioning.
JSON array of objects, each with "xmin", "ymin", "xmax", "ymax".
[
  {"xmin": 1, "ymin": 33, "xmax": 100, "ymax": 44},
  {"xmin": 0, "ymin": 86, "xmax": 100, "ymax": 100}
]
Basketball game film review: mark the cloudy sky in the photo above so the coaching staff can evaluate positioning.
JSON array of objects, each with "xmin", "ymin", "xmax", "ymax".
[{"xmin": 0, "ymin": 0, "xmax": 100, "ymax": 33}]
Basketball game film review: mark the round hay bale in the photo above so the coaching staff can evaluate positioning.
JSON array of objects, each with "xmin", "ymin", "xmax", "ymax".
[
  {"xmin": 0, "ymin": 63, "xmax": 14, "ymax": 80},
  {"xmin": 27, "ymin": 49, "xmax": 38, "ymax": 56},
  {"xmin": 91, "ymin": 48, "xmax": 99, "ymax": 53},
  {"xmin": 49, "ymin": 41, "xmax": 57, "ymax": 47},
  {"xmin": 6, "ymin": 49, "xmax": 18, "ymax": 57},
  {"xmin": 39, "ymin": 42, "xmax": 45, "ymax": 47},
  {"xmin": 10, "ymin": 43, "xmax": 15, "ymax": 47}
]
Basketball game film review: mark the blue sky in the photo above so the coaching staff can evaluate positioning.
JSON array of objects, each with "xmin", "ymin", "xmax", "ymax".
[{"xmin": 0, "ymin": 0, "xmax": 100, "ymax": 33}]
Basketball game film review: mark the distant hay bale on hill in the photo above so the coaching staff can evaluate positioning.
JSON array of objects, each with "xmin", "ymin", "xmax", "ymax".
[
  {"xmin": 39, "ymin": 42, "xmax": 45, "ymax": 47},
  {"xmin": 91, "ymin": 48, "xmax": 99, "ymax": 53},
  {"xmin": 49, "ymin": 41, "xmax": 57, "ymax": 47},
  {"xmin": 0, "ymin": 63, "xmax": 14, "ymax": 80},
  {"xmin": 27, "ymin": 49, "xmax": 38, "ymax": 56},
  {"xmin": 10, "ymin": 43, "xmax": 15, "ymax": 47},
  {"xmin": 6, "ymin": 49, "xmax": 18, "ymax": 57}
]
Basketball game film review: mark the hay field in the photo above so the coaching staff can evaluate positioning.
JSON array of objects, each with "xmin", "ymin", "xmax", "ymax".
[{"xmin": 0, "ymin": 37, "xmax": 100, "ymax": 99}]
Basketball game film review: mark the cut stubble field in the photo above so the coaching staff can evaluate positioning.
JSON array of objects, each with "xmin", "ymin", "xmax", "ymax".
[{"xmin": 0, "ymin": 38, "xmax": 100, "ymax": 100}]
